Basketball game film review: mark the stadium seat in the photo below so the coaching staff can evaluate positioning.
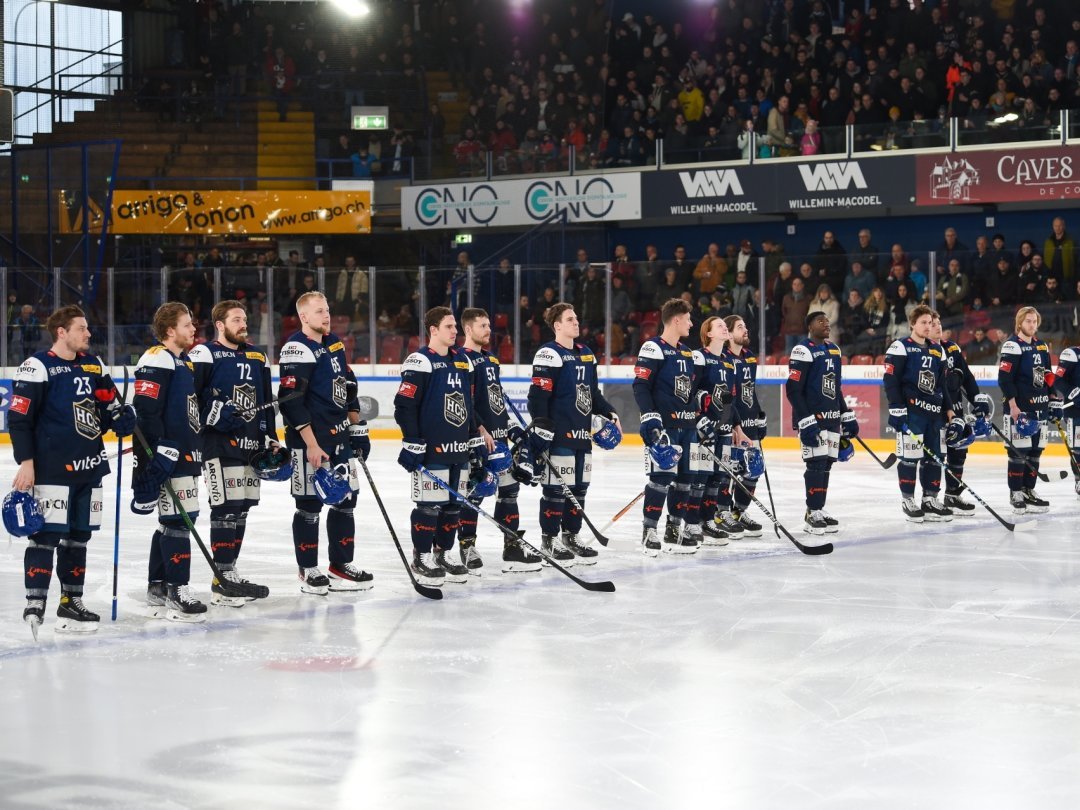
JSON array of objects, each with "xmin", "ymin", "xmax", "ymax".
[
  {"xmin": 851, "ymin": 354, "xmax": 875, "ymax": 365},
  {"xmin": 498, "ymin": 336, "xmax": 514, "ymax": 364},
  {"xmin": 874, "ymin": 354, "xmax": 887, "ymax": 364},
  {"xmin": 987, "ymin": 328, "xmax": 1006, "ymax": 344},
  {"xmin": 640, "ymin": 310, "xmax": 661, "ymax": 326},
  {"xmin": 281, "ymin": 315, "xmax": 301, "ymax": 335},
  {"xmin": 379, "ymin": 334, "xmax": 404, "ymax": 364},
  {"xmin": 639, "ymin": 322, "xmax": 658, "ymax": 342},
  {"xmin": 406, "ymin": 335, "xmax": 420, "ymax": 355},
  {"xmin": 494, "ymin": 313, "xmax": 509, "ymax": 330},
  {"xmin": 779, "ymin": 355, "xmax": 789, "ymax": 365},
  {"xmin": 840, "ymin": 355, "xmax": 849, "ymax": 365},
  {"xmin": 331, "ymin": 315, "xmax": 351, "ymax": 335},
  {"xmin": 353, "ymin": 355, "xmax": 370, "ymax": 364},
  {"xmin": 763, "ymin": 354, "xmax": 776, "ymax": 365},
  {"xmin": 341, "ymin": 334, "xmax": 356, "ymax": 361}
]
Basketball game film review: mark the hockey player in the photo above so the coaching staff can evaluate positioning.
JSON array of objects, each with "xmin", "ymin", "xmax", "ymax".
[
  {"xmin": 723, "ymin": 314, "xmax": 766, "ymax": 537},
  {"xmin": 998, "ymin": 306, "xmax": 1053, "ymax": 513},
  {"xmin": 394, "ymin": 306, "xmax": 479, "ymax": 585},
  {"xmin": 931, "ymin": 311, "xmax": 992, "ymax": 515},
  {"xmin": 190, "ymin": 300, "xmax": 277, "ymax": 605},
  {"xmin": 278, "ymin": 291, "xmax": 373, "ymax": 595},
  {"xmin": 131, "ymin": 302, "xmax": 209, "ymax": 621},
  {"xmin": 635, "ymin": 298, "xmax": 704, "ymax": 555},
  {"xmin": 458, "ymin": 307, "xmax": 541, "ymax": 573},
  {"xmin": 9, "ymin": 305, "xmax": 136, "ymax": 634},
  {"xmin": 785, "ymin": 311, "xmax": 857, "ymax": 534},
  {"xmin": 883, "ymin": 305, "xmax": 956, "ymax": 522},
  {"xmin": 1052, "ymin": 341, "xmax": 1080, "ymax": 495},
  {"xmin": 527, "ymin": 302, "xmax": 620, "ymax": 564},
  {"xmin": 693, "ymin": 316, "xmax": 740, "ymax": 546}
]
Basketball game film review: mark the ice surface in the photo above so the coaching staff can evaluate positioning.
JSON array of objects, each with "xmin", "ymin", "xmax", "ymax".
[{"xmin": 2, "ymin": 444, "xmax": 1080, "ymax": 810}]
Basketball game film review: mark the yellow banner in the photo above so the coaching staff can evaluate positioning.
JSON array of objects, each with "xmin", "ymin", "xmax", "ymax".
[{"xmin": 84, "ymin": 190, "xmax": 372, "ymax": 235}]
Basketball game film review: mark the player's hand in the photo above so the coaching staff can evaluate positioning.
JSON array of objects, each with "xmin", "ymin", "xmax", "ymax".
[
  {"xmin": 841, "ymin": 410, "xmax": 860, "ymax": 438},
  {"xmin": 349, "ymin": 422, "xmax": 371, "ymax": 461},
  {"xmin": 479, "ymin": 425, "xmax": 495, "ymax": 452},
  {"xmin": 109, "ymin": 403, "xmax": 138, "ymax": 437},
  {"xmin": 397, "ymin": 439, "xmax": 426, "ymax": 473},
  {"xmin": 972, "ymin": 393, "xmax": 992, "ymax": 418},
  {"xmin": 798, "ymin": 415, "xmax": 821, "ymax": 445},
  {"xmin": 887, "ymin": 407, "xmax": 908, "ymax": 433},
  {"xmin": 12, "ymin": 460, "xmax": 34, "ymax": 493},
  {"xmin": 306, "ymin": 443, "xmax": 330, "ymax": 470},
  {"xmin": 696, "ymin": 416, "xmax": 716, "ymax": 443},
  {"xmin": 639, "ymin": 412, "xmax": 664, "ymax": 444}
]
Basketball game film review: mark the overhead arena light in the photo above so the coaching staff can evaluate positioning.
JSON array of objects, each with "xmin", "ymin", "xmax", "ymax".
[{"xmin": 331, "ymin": 0, "xmax": 370, "ymax": 16}]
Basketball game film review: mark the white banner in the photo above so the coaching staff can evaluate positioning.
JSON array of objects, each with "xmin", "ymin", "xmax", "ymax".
[{"xmin": 401, "ymin": 173, "xmax": 642, "ymax": 230}]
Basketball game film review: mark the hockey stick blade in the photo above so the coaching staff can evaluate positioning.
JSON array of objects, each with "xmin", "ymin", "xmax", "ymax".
[
  {"xmin": 419, "ymin": 467, "xmax": 615, "ymax": 592},
  {"xmin": 855, "ymin": 436, "xmax": 898, "ymax": 469}
]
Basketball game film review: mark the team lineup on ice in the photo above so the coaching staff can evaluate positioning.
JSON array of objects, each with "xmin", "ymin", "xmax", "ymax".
[{"xmin": 3, "ymin": 293, "xmax": 1078, "ymax": 632}]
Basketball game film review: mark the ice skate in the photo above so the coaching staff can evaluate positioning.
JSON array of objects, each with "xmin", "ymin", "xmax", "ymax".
[
  {"xmin": 328, "ymin": 561, "xmax": 375, "ymax": 591},
  {"xmin": 55, "ymin": 593, "xmax": 99, "ymax": 633}
]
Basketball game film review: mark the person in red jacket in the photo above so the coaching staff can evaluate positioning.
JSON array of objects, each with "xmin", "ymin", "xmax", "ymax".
[{"xmin": 265, "ymin": 46, "xmax": 296, "ymax": 121}]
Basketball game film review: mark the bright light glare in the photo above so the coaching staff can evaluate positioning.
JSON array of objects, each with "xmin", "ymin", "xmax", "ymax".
[{"xmin": 332, "ymin": 0, "xmax": 370, "ymax": 17}]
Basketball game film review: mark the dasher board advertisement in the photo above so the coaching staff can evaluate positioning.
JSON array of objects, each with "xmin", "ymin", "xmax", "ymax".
[{"xmin": 916, "ymin": 146, "xmax": 1080, "ymax": 205}]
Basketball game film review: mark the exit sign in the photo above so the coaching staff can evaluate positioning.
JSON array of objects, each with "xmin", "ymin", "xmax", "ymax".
[{"xmin": 350, "ymin": 106, "xmax": 389, "ymax": 130}]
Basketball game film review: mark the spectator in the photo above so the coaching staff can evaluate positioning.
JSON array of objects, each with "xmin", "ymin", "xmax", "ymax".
[
  {"xmin": 814, "ymin": 230, "xmax": 848, "ymax": 293},
  {"xmin": 908, "ymin": 258, "xmax": 928, "ymax": 301},
  {"xmin": 839, "ymin": 289, "xmax": 869, "ymax": 351},
  {"xmin": 692, "ymin": 242, "xmax": 726, "ymax": 298},
  {"xmin": 611, "ymin": 244, "xmax": 635, "ymax": 292},
  {"xmin": 351, "ymin": 147, "xmax": 376, "ymax": 177},
  {"xmin": 862, "ymin": 287, "xmax": 891, "ymax": 356},
  {"xmin": 730, "ymin": 269, "xmax": 755, "ymax": 320},
  {"xmin": 799, "ymin": 119, "xmax": 822, "ymax": 155},
  {"xmin": 575, "ymin": 265, "xmax": 605, "ymax": 330},
  {"xmin": 1044, "ymin": 217, "xmax": 1076, "ymax": 285},
  {"xmin": 938, "ymin": 226, "xmax": 969, "ymax": 272},
  {"xmin": 762, "ymin": 238, "xmax": 786, "ymax": 285},
  {"xmin": 635, "ymin": 244, "xmax": 663, "ymax": 311},
  {"xmin": 964, "ymin": 327, "xmax": 996, "ymax": 364},
  {"xmin": 768, "ymin": 261, "xmax": 793, "ymax": 340},
  {"xmin": 668, "ymin": 244, "xmax": 695, "ymax": 291},
  {"xmin": 986, "ymin": 255, "xmax": 1020, "ymax": 308},
  {"xmin": 850, "ymin": 228, "xmax": 881, "ymax": 282},
  {"xmin": 797, "ymin": 262, "xmax": 820, "ymax": 298},
  {"xmin": 765, "ymin": 95, "xmax": 794, "ymax": 155},
  {"xmin": 12, "ymin": 304, "xmax": 42, "ymax": 358},
  {"xmin": 963, "ymin": 297, "xmax": 992, "ymax": 333},
  {"xmin": 807, "ymin": 283, "xmax": 840, "ymax": 336},
  {"xmin": 887, "ymin": 283, "xmax": 917, "ymax": 341},
  {"xmin": 843, "ymin": 261, "xmax": 876, "ymax": 304},
  {"xmin": 737, "ymin": 118, "xmax": 756, "ymax": 159},
  {"xmin": 265, "ymin": 46, "xmax": 297, "ymax": 121},
  {"xmin": 655, "ymin": 267, "xmax": 685, "ymax": 310},
  {"xmin": 937, "ymin": 259, "xmax": 970, "ymax": 316},
  {"xmin": 334, "ymin": 255, "xmax": 366, "ymax": 317},
  {"xmin": 969, "ymin": 234, "xmax": 996, "ymax": 299},
  {"xmin": 781, "ymin": 277, "xmax": 811, "ymax": 353},
  {"xmin": 734, "ymin": 239, "xmax": 758, "ymax": 278}
]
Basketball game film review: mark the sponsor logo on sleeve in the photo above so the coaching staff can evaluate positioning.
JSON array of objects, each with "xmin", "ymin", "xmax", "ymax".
[
  {"xmin": 532, "ymin": 376, "xmax": 554, "ymax": 391},
  {"xmin": 788, "ymin": 369, "xmax": 801, "ymax": 381},
  {"xmin": 10, "ymin": 395, "xmax": 31, "ymax": 414},
  {"xmin": 134, "ymin": 379, "xmax": 161, "ymax": 399},
  {"xmin": 397, "ymin": 381, "xmax": 418, "ymax": 398},
  {"xmin": 884, "ymin": 363, "xmax": 894, "ymax": 375},
  {"xmin": 999, "ymin": 361, "xmax": 1012, "ymax": 372},
  {"xmin": 634, "ymin": 366, "xmax": 651, "ymax": 380},
  {"xmin": 281, "ymin": 375, "xmax": 297, "ymax": 389}
]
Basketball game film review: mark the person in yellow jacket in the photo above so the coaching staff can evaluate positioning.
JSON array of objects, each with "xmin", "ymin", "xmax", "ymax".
[{"xmin": 678, "ymin": 80, "xmax": 704, "ymax": 122}]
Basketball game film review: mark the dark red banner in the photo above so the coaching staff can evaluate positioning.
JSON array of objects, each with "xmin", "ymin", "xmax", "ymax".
[{"xmin": 916, "ymin": 146, "xmax": 1080, "ymax": 205}]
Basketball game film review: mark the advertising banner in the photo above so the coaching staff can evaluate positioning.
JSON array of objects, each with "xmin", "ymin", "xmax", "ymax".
[
  {"xmin": 641, "ymin": 166, "xmax": 771, "ymax": 218},
  {"xmin": 401, "ymin": 173, "xmax": 641, "ymax": 230},
  {"xmin": 82, "ymin": 190, "xmax": 372, "ymax": 235},
  {"xmin": 915, "ymin": 146, "xmax": 1080, "ymax": 205}
]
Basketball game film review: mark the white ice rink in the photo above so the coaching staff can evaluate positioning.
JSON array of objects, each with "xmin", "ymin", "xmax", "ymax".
[{"xmin": 2, "ymin": 442, "xmax": 1080, "ymax": 810}]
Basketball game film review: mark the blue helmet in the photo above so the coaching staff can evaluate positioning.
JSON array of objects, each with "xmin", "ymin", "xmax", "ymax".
[
  {"xmin": 592, "ymin": 416, "xmax": 622, "ymax": 450},
  {"xmin": 970, "ymin": 415, "xmax": 992, "ymax": 438},
  {"xmin": 469, "ymin": 469, "xmax": 498, "ymax": 498},
  {"xmin": 1013, "ymin": 413, "xmax": 1041, "ymax": 438},
  {"xmin": 648, "ymin": 433, "xmax": 682, "ymax": 470},
  {"xmin": 945, "ymin": 417, "xmax": 975, "ymax": 449},
  {"xmin": 3, "ymin": 490, "xmax": 45, "ymax": 537},
  {"xmin": 484, "ymin": 441, "xmax": 513, "ymax": 475},
  {"xmin": 313, "ymin": 464, "xmax": 352, "ymax": 505},
  {"xmin": 251, "ymin": 446, "xmax": 293, "ymax": 482}
]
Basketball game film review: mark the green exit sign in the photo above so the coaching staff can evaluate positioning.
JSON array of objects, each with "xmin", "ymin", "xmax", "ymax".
[{"xmin": 353, "ymin": 114, "xmax": 387, "ymax": 129}]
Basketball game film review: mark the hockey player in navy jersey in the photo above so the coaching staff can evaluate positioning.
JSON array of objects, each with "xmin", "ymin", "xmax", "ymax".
[
  {"xmin": 394, "ymin": 306, "xmax": 481, "ymax": 585},
  {"xmin": 722, "ymin": 314, "xmax": 765, "ymax": 537},
  {"xmin": 278, "ymin": 291, "xmax": 373, "ymax": 595},
  {"xmin": 9, "ymin": 305, "xmax": 136, "ymax": 635},
  {"xmin": 527, "ymin": 302, "xmax": 619, "ymax": 564},
  {"xmin": 883, "ymin": 305, "xmax": 956, "ymax": 522},
  {"xmin": 999, "ymin": 306, "xmax": 1053, "ymax": 513},
  {"xmin": 693, "ymin": 315, "xmax": 740, "ymax": 546},
  {"xmin": 190, "ymin": 300, "xmax": 277, "ymax": 606},
  {"xmin": 458, "ymin": 307, "xmax": 541, "ymax": 573},
  {"xmin": 131, "ymin": 302, "xmax": 208, "ymax": 621},
  {"xmin": 1052, "ymin": 341, "xmax": 1080, "ymax": 495},
  {"xmin": 785, "ymin": 311, "xmax": 857, "ymax": 535},
  {"xmin": 635, "ymin": 298, "xmax": 705, "ymax": 555},
  {"xmin": 931, "ymin": 311, "xmax": 991, "ymax": 515}
]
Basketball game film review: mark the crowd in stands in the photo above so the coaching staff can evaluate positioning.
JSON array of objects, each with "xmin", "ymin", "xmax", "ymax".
[{"xmin": 150, "ymin": 0, "xmax": 1080, "ymax": 181}]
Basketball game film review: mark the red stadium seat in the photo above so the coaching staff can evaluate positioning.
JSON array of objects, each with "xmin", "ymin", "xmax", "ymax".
[
  {"xmin": 353, "ymin": 355, "xmax": 370, "ymax": 364},
  {"xmin": 850, "ymin": 354, "xmax": 875, "ymax": 365},
  {"xmin": 331, "ymin": 315, "xmax": 351, "ymax": 335},
  {"xmin": 779, "ymin": 355, "xmax": 789, "ymax": 365},
  {"xmin": 640, "ymin": 310, "xmax": 661, "ymax": 325},
  {"xmin": 987, "ymin": 328, "xmax": 1006, "ymax": 344},
  {"xmin": 494, "ymin": 313, "xmax": 509, "ymax": 330},
  {"xmin": 639, "ymin": 322, "xmax": 658, "ymax": 342},
  {"xmin": 341, "ymin": 334, "xmax": 356, "ymax": 361},
  {"xmin": 874, "ymin": 354, "xmax": 887, "ymax": 364},
  {"xmin": 498, "ymin": 336, "xmax": 514, "ymax": 364},
  {"xmin": 281, "ymin": 315, "xmax": 301, "ymax": 335},
  {"xmin": 763, "ymin": 354, "xmax": 776, "ymax": 364},
  {"xmin": 406, "ymin": 335, "xmax": 420, "ymax": 355},
  {"xmin": 379, "ymin": 334, "xmax": 404, "ymax": 364}
]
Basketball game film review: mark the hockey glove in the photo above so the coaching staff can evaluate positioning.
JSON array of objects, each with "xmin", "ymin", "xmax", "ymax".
[
  {"xmin": 130, "ymin": 442, "xmax": 179, "ymax": 514},
  {"xmin": 945, "ymin": 417, "xmax": 975, "ymax": 449},
  {"xmin": 506, "ymin": 423, "xmax": 527, "ymax": 447},
  {"xmin": 108, "ymin": 402, "xmax": 138, "ymax": 438},
  {"xmin": 887, "ymin": 407, "xmax": 908, "ymax": 434},
  {"xmin": 203, "ymin": 399, "xmax": 244, "ymax": 433},
  {"xmin": 397, "ymin": 439, "xmax": 426, "ymax": 473},
  {"xmin": 743, "ymin": 412, "xmax": 768, "ymax": 441},
  {"xmin": 1049, "ymin": 398, "xmax": 1066, "ymax": 420},
  {"xmin": 838, "ymin": 436, "xmax": 855, "ymax": 462},
  {"xmin": 797, "ymin": 415, "xmax": 821, "ymax": 446},
  {"xmin": 510, "ymin": 444, "xmax": 538, "ymax": 486},
  {"xmin": 528, "ymin": 418, "xmax": 555, "ymax": 455},
  {"xmin": 349, "ymin": 421, "xmax": 371, "ymax": 461},
  {"xmin": 972, "ymin": 393, "xmax": 993, "ymax": 419},
  {"xmin": 840, "ymin": 410, "xmax": 860, "ymax": 438},
  {"xmin": 696, "ymin": 416, "xmax": 716, "ymax": 443},
  {"xmin": 639, "ymin": 412, "xmax": 665, "ymax": 444}
]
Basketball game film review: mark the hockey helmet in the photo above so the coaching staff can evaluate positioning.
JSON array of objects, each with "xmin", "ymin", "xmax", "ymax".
[
  {"xmin": 591, "ymin": 415, "xmax": 623, "ymax": 450},
  {"xmin": 251, "ymin": 446, "xmax": 293, "ymax": 482},
  {"xmin": 3, "ymin": 490, "xmax": 45, "ymax": 537},
  {"xmin": 945, "ymin": 417, "xmax": 975, "ymax": 449},
  {"xmin": 970, "ymin": 415, "xmax": 992, "ymax": 438},
  {"xmin": 484, "ymin": 441, "xmax": 513, "ymax": 475},
  {"xmin": 648, "ymin": 433, "xmax": 682, "ymax": 470},
  {"xmin": 837, "ymin": 436, "xmax": 855, "ymax": 462},
  {"xmin": 1013, "ymin": 412, "xmax": 1041, "ymax": 438},
  {"xmin": 468, "ymin": 469, "xmax": 499, "ymax": 499},
  {"xmin": 313, "ymin": 464, "xmax": 352, "ymax": 505}
]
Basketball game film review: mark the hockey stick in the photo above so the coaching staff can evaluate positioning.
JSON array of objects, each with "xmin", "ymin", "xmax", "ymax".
[
  {"xmin": 758, "ymin": 448, "xmax": 782, "ymax": 541},
  {"xmin": 902, "ymin": 429, "xmax": 1036, "ymax": 532},
  {"xmin": 502, "ymin": 393, "xmax": 611, "ymax": 546},
  {"xmin": 696, "ymin": 436, "xmax": 833, "ymax": 555},
  {"xmin": 114, "ymin": 385, "xmax": 265, "ymax": 600},
  {"xmin": 355, "ymin": 457, "xmax": 442, "ymax": 600},
  {"xmin": 110, "ymin": 367, "xmax": 129, "ymax": 621},
  {"xmin": 1050, "ymin": 417, "xmax": 1080, "ymax": 479},
  {"xmin": 598, "ymin": 491, "xmax": 644, "ymax": 535},
  {"xmin": 854, "ymin": 435, "xmax": 898, "ymax": 469},
  {"xmin": 418, "ymin": 466, "xmax": 615, "ymax": 592},
  {"xmin": 990, "ymin": 421, "xmax": 1067, "ymax": 481}
]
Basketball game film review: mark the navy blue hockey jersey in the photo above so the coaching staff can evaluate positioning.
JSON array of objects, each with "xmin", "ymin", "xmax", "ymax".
[
  {"xmin": 394, "ymin": 346, "xmax": 476, "ymax": 463},
  {"xmin": 462, "ymin": 347, "xmax": 510, "ymax": 440},
  {"xmin": 883, "ymin": 338, "xmax": 952, "ymax": 420},
  {"xmin": 133, "ymin": 344, "xmax": 203, "ymax": 476},
  {"xmin": 785, "ymin": 338, "xmax": 848, "ymax": 425},
  {"xmin": 691, "ymin": 347, "xmax": 736, "ymax": 431},
  {"xmin": 940, "ymin": 339, "xmax": 979, "ymax": 407},
  {"xmin": 726, "ymin": 345, "xmax": 761, "ymax": 424},
  {"xmin": 634, "ymin": 337, "xmax": 698, "ymax": 430},
  {"xmin": 529, "ymin": 340, "xmax": 615, "ymax": 449},
  {"xmin": 9, "ymin": 351, "xmax": 118, "ymax": 484},
  {"xmin": 999, "ymin": 333, "xmax": 1053, "ymax": 416},
  {"xmin": 277, "ymin": 331, "xmax": 358, "ymax": 451},
  {"xmin": 1054, "ymin": 346, "xmax": 1080, "ymax": 396},
  {"xmin": 190, "ymin": 341, "xmax": 276, "ymax": 461}
]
